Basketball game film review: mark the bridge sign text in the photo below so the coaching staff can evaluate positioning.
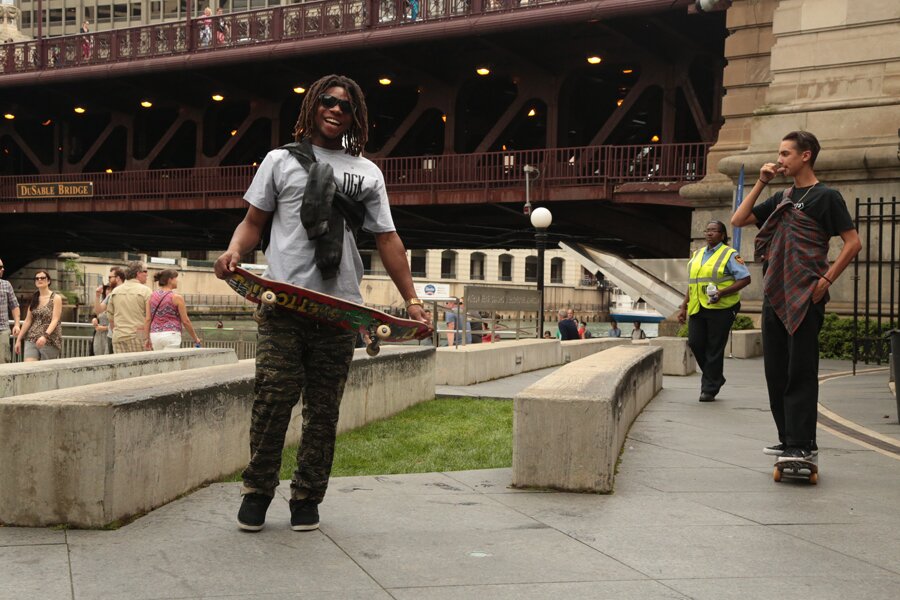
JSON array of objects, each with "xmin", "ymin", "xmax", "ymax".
[
  {"xmin": 16, "ymin": 182, "xmax": 94, "ymax": 199},
  {"xmin": 464, "ymin": 286, "xmax": 541, "ymax": 312}
]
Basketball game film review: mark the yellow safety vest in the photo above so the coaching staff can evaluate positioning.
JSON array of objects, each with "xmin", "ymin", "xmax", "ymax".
[{"xmin": 686, "ymin": 244, "xmax": 740, "ymax": 315}]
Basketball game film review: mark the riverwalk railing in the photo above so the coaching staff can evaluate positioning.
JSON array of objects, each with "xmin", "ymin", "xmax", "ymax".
[
  {"xmin": 0, "ymin": 143, "xmax": 709, "ymax": 209},
  {"xmin": 4, "ymin": 320, "xmax": 259, "ymax": 361},
  {"xmin": 2, "ymin": 0, "xmax": 578, "ymax": 75}
]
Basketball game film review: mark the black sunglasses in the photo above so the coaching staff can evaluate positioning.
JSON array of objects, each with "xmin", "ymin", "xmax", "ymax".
[{"xmin": 319, "ymin": 93, "xmax": 353, "ymax": 114}]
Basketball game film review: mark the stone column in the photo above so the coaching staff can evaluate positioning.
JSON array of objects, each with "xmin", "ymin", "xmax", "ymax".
[
  {"xmin": 681, "ymin": 0, "xmax": 779, "ymax": 255},
  {"xmin": 682, "ymin": 0, "xmax": 900, "ymax": 262}
]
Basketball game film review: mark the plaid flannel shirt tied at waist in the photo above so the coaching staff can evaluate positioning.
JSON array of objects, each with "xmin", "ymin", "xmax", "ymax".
[{"xmin": 754, "ymin": 199, "xmax": 830, "ymax": 334}]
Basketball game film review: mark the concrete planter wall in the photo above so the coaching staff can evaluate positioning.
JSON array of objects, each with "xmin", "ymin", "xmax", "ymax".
[
  {"xmin": 0, "ymin": 348, "xmax": 238, "ymax": 398},
  {"xmin": 729, "ymin": 330, "xmax": 763, "ymax": 358},
  {"xmin": 0, "ymin": 347, "xmax": 434, "ymax": 528}
]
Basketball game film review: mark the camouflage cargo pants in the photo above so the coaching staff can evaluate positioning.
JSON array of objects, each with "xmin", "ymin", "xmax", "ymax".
[{"xmin": 242, "ymin": 306, "xmax": 356, "ymax": 503}]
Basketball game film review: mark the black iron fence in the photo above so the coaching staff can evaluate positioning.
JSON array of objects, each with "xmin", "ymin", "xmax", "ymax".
[{"xmin": 853, "ymin": 196, "xmax": 899, "ymax": 371}]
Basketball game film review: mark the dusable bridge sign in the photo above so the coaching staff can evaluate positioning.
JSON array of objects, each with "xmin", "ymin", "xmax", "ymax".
[{"xmin": 16, "ymin": 182, "xmax": 94, "ymax": 199}]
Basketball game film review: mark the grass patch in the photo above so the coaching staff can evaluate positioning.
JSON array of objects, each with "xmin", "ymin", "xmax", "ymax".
[
  {"xmin": 327, "ymin": 397, "xmax": 512, "ymax": 477},
  {"xmin": 226, "ymin": 397, "xmax": 512, "ymax": 481}
]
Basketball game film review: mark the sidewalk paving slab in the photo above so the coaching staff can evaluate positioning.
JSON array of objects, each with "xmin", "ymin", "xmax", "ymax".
[{"xmin": 1, "ymin": 357, "xmax": 898, "ymax": 600}]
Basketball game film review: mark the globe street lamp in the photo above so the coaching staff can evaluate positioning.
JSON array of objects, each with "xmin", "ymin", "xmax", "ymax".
[{"xmin": 530, "ymin": 207, "xmax": 553, "ymax": 338}]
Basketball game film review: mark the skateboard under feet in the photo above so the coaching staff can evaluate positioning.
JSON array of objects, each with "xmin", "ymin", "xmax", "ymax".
[
  {"xmin": 226, "ymin": 267, "xmax": 431, "ymax": 356},
  {"xmin": 773, "ymin": 456, "xmax": 819, "ymax": 485}
]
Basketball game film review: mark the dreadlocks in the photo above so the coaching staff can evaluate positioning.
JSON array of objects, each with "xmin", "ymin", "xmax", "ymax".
[{"xmin": 292, "ymin": 74, "xmax": 369, "ymax": 156}]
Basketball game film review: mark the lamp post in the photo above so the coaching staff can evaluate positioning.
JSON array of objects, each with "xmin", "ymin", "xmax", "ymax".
[
  {"xmin": 523, "ymin": 164, "xmax": 539, "ymax": 215},
  {"xmin": 530, "ymin": 206, "xmax": 552, "ymax": 338}
]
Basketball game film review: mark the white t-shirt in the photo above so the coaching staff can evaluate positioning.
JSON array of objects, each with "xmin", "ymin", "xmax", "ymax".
[{"xmin": 245, "ymin": 145, "xmax": 396, "ymax": 303}]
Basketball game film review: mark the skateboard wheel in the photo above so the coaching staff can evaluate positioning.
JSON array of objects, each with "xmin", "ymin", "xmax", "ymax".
[
  {"xmin": 809, "ymin": 472, "xmax": 818, "ymax": 485},
  {"xmin": 773, "ymin": 466, "xmax": 782, "ymax": 482},
  {"xmin": 260, "ymin": 290, "xmax": 277, "ymax": 305},
  {"xmin": 375, "ymin": 324, "xmax": 391, "ymax": 340},
  {"xmin": 366, "ymin": 344, "xmax": 380, "ymax": 357}
]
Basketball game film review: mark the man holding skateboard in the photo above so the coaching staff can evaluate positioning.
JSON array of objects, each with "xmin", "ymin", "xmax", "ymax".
[
  {"xmin": 731, "ymin": 131, "xmax": 860, "ymax": 468},
  {"xmin": 215, "ymin": 74, "xmax": 429, "ymax": 532}
]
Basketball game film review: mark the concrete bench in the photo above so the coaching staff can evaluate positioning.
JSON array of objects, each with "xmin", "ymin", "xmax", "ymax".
[
  {"xmin": 561, "ymin": 338, "xmax": 631, "ymax": 363},
  {"xmin": 649, "ymin": 336, "xmax": 697, "ymax": 376},
  {"xmin": 435, "ymin": 338, "xmax": 632, "ymax": 386},
  {"xmin": 0, "ymin": 348, "xmax": 238, "ymax": 398},
  {"xmin": 729, "ymin": 329, "xmax": 763, "ymax": 358},
  {"xmin": 512, "ymin": 345, "xmax": 663, "ymax": 493},
  {"xmin": 435, "ymin": 339, "xmax": 560, "ymax": 385},
  {"xmin": 0, "ymin": 347, "xmax": 434, "ymax": 528}
]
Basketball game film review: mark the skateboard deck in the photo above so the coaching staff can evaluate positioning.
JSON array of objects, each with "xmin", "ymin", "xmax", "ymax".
[
  {"xmin": 226, "ymin": 267, "xmax": 431, "ymax": 356},
  {"xmin": 773, "ymin": 456, "xmax": 819, "ymax": 485}
]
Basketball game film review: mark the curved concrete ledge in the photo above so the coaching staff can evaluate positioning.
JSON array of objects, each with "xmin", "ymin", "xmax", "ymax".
[
  {"xmin": 512, "ymin": 345, "xmax": 663, "ymax": 493},
  {"xmin": 435, "ymin": 338, "xmax": 627, "ymax": 386},
  {"xmin": 0, "ymin": 348, "xmax": 238, "ymax": 399},
  {"xmin": 0, "ymin": 347, "xmax": 433, "ymax": 528},
  {"xmin": 561, "ymin": 338, "xmax": 631, "ymax": 364}
]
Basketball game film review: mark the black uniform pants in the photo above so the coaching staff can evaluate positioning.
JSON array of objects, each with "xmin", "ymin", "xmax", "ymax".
[
  {"xmin": 761, "ymin": 297, "xmax": 825, "ymax": 449},
  {"xmin": 688, "ymin": 303, "xmax": 739, "ymax": 396}
]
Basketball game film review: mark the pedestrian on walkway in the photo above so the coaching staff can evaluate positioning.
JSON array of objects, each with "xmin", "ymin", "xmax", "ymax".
[
  {"xmin": 558, "ymin": 308, "xmax": 579, "ymax": 340},
  {"xmin": 631, "ymin": 321, "xmax": 646, "ymax": 340},
  {"xmin": 91, "ymin": 284, "xmax": 111, "ymax": 356},
  {"xmin": 107, "ymin": 261, "xmax": 152, "ymax": 353},
  {"xmin": 445, "ymin": 298, "xmax": 472, "ymax": 346},
  {"xmin": 0, "ymin": 258, "xmax": 21, "ymax": 363},
  {"xmin": 94, "ymin": 266, "xmax": 125, "ymax": 354},
  {"xmin": 145, "ymin": 269, "xmax": 201, "ymax": 350},
  {"xmin": 215, "ymin": 74, "xmax": 430, "ymax": 533},
  {"xmin": 731, "ymin": 130, "xmax": 861, "ymax": 460},
  {"xmin": 14, "ymin": 270, "xmax": 63, "ymax": 361},
  {"xmin": 678, "ymin": 221, "xmax": 751, "ymax": 402},
  {"xmin": 608, "ymin": 319, "xmax": 621, "ymax": 337}
]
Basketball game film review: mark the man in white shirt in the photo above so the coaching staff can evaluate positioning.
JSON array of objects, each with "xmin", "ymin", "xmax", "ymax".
[{"xmin": 216, "ymin": 74, "xmax": 429, "ymax": 533}]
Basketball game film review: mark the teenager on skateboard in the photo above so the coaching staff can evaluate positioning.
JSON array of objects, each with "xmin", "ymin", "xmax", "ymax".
[
  {"xmin": 215, "ymin": 74, "xmax": 430, "ymax": 531},
  {"xmin": 731, "ymin": 131, "xmax": 860, "ymax": 476}
]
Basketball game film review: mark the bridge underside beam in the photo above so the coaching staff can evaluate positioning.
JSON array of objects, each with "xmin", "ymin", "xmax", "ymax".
[{"xmin": 0, "ymin": 9, "xmax": 725, "ymax": 176}]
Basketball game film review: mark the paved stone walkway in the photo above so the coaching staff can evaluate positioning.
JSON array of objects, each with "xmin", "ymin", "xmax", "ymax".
[{"xmin": 2, "ymin": 357, "xmax": 898, "ymax": 599}]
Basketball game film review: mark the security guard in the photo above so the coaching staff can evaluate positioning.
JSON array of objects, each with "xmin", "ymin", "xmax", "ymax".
[{"xmin": 678, "ymin": 221, "xmax": 751, "ymax": 402}]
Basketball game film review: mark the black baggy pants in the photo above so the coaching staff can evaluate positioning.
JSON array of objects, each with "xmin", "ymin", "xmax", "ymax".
[
  {"xmin": 761, "ymin": 297, "xmax": 825, "ymax": 449},
  {"xmin": 688, "ymin": 303, "xmax": 739, "ymax": 396},
  {"xmin": 242, "ymin": 307, "xmax": 357, "ymax": 503}
]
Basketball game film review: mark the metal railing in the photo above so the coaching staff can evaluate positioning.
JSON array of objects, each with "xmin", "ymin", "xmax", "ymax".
[
  {"xmin": 1, "ymin": 0, "xmax": 570, "ymax": 75},
  {"xmin": 6, "ymin": 321, "xmax": 93, "ymax": 363},
  {"xmin": 853, "ymin": 196, "xmax": 899, "ymax": 370},
  {"xmin": 0, "ymin": 143, "xmax": 709, "ymax": 208},
  {"xmin": 4, "ymin": 319, "xmax": 259, "ymax": 361},
  {"xmin": 182, "ymin": 293, "xmax": 254, "ymax": 308},
  {"xmin": 180, "ymin": 339, "xmax": 258, "ymax": 360}
]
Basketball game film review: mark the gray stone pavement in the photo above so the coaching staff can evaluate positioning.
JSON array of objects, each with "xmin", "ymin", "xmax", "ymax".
[{"xmin": 3, "ymin": 357, "xmax": 899, "ymax": 599}]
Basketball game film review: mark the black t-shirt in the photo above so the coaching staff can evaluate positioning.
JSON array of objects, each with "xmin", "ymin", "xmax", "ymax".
[{"xmin": 752, "ymin": 183, "xmax": 855, "ymax": 236}]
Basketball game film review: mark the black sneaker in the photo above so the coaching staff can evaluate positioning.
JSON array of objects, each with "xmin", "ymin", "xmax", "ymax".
[
  {"xmin": 290, "ymin": 499, "xmax": 320, "ymax": 531},
  {"xmin": 777, "ymin": 447, "xmax": 814, "ymax": 462},
  {"xmin": 237, "ymin": 493, "xmax": 273, "ymax": 532},
  {"xmin": 698, "ymin": 393, "xmax": 715, "ymax": 402},
  {"xmin": 763, "ymin": 443, "xmax": 787, "ymax": 456}
]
